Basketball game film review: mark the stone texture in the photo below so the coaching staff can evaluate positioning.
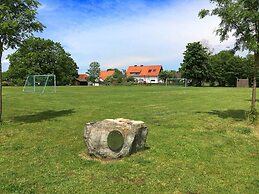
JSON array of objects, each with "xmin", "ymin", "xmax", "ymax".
[{"xmin": 84, "ymin": 118, "xmax": 148, "ymax": 159}]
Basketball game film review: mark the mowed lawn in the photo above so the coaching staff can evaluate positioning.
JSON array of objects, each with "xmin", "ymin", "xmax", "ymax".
[{"xmin": 1, "ymin": 86, "xmax": 259, "ymax": 194}]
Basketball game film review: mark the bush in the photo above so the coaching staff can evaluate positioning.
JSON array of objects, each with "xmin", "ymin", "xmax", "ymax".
[
  {"xmin": 2, "ymin": 81, "xmax": 13, "ymax": 86},
  {"xmin": 126, "ymin": 76, "xmax": 135, "ymax": 82}
]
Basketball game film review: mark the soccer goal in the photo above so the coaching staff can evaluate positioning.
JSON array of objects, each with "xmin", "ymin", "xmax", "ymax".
[
  {"xmin": 23, "ymin": 75, "xmax": 57, "ymax": 93},
  {"xmin": 165, "ymin": 78, "xmax": 187, "ymax": 87}
]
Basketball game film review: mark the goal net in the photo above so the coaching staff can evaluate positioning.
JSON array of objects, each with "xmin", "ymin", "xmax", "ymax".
[
  {"xmin": 23, "ymin": 75, "xmax": 57, "ymax": 93},
  {"xmin": 166, "ymin": 78, "xmax": 187, "ymax": 87}
]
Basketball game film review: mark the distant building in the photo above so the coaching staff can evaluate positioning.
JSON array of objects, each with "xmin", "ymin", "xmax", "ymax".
[
  {"xmin": 74, "ymin": 74, "xmax": 89, "ymax": 85},
  {"xmin": 99, "ymin": 69, "xmax": 115, "ymax": 82},
  {"xmin": 126, "ymin": 65, "xmax": 163, "ymax": 83}
]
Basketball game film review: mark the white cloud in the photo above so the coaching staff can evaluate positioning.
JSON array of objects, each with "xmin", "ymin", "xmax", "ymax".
[
  {"xmin": 56, "ymin": 1, "xmax": 226, "ymax": 72},
  {"xmin": 4, "ymin": 0, "xmax": 243, "ymax": 73}
]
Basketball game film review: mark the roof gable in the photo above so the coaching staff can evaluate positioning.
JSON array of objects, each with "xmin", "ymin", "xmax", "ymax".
[{"xmin": 77, "ymin": 74, "xmax": 88, "ymax": 81}]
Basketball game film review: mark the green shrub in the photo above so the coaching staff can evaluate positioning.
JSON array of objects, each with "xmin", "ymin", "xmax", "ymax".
[
  {"xmin": 126, "ymin": 76, "xmax": 135, "ymax": 82},
  {"xmin": 2, "ymin": 81, "xmax": 13, "ymax": 86}
]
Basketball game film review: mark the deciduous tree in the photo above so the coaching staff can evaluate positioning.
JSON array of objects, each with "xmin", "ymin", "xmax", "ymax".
[
  {"xmin": 199, "ymin": 0, "xmax": 259, "ymax": 117},
  {"xmin": 208, "ymin": 50, "xmax": 253, "ymax": 86},
  {"xmin": 180, "ymin": 42, "xmax": 210, "ymax": 86},
  {"xmin": 8, "ymin": 37, "xmax": 78, "ymax": 85},
  {"xmin": 105, "ymin": 69, "xmax": 123, "ymax": 84},
  {"xmin": 87, "ymin": 62, "xmax": 100, "ymax": 83},
  {"xmin": 0, "ymin": 0, "xmax": 44, "ymax": 120}
]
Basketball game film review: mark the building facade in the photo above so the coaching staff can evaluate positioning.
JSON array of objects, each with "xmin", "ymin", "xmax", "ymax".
[{"xmin": 126, "ymin": 65, "xmax": 163, "ymax": 83}]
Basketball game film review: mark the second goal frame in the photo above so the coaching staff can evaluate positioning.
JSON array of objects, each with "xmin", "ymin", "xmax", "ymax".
[{"xmin": 165, "ymin": 78, "xmax": 187, "ymax": 87}]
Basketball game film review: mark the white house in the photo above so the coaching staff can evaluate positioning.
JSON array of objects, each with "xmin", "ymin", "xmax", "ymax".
[{"xmin": 126, "ymin": 65, "xmax": 163, "ymax": 83}]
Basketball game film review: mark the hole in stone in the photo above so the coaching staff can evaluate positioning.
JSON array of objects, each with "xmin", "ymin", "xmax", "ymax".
[{"xmin": 107, "ymin": 130, "xmax": 124, "ymax": 152}]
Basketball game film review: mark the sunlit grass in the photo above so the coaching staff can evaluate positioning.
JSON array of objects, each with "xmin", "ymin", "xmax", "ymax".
[{"xmin": 1, "ymin": 86, "xmax": 259, "ymax": 193}]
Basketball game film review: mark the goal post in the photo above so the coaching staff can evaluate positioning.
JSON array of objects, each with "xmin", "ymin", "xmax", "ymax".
[
  {"xmin": 23, "ymin": 75, "xmax": 57, "ymax": 93},
  {"xmin": 165, "ymin": 78, "xmax": 187, "ymax": 87}
]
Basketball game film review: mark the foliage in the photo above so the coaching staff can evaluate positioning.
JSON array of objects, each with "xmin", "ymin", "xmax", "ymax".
[
  {"xmin": 105, "ymin": 69, "xmax": 124, "ymax": 84},
  {"xmin": 0, "ymin": 0, "xmax": 44, "ymax": 50},
  {"xmin": 7, "ymin": 37, "xmax": 78, "ymax": 85},
  {"xmin": 199, "ymin": 0, "xmax": 259, "ymax": 117},
  {"xmin": 1, "ymin": 81, "xmax": 12, "ymax": 86},
  {"xmin": 0, "ymin": 0, "xmax": 44, "ymax": 120},
  {"xmin": 125, "ymin": 76, "xmax": 135, "ymax": 82},
  {"xmin": 208, "ymin": 50, "xmax": 253, "ymax": 86},
  {"xmin": 245, "ymin": 54, "xmax": 259, "ymax": 85},
  {"xmin": 159, "ymin": 70, "xmax": 172, "ymax": 82},
  {"xmin": 2, "ymin": 72, "xmax": 9, "ymax": 81},
  {"xmin": 199, "ymin": 0, "xmax": 259, "ymax": 52},
  {"xmin": 170, "ymin": 70, "xmax": 182, "ymax": 78},
  {"xmin": 180, "ymin": 42, "xmax": 210, "ymax": 86},
  {"xmin": 87, "ymin": 62, "xmax": 100, "ymax": 83},
  {"xmin": 159, "ymin": 70, "xmax": 181, "ymax": 83},
  {"xmin": 2, "ymin": 72, "xmax": 12, "ymax": 86},
  {"xmin": 1, "ymin": 86, "xmax": 259, "ymax": 193}
]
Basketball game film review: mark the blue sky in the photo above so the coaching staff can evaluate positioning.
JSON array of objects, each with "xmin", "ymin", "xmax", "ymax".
[{"xmin": 2, "ymin": 0, "xmax": 239, "ymax": 73}]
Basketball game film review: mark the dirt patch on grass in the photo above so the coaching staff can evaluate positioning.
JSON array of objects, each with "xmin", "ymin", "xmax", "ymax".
[{"xmin": 78, "ymin": 152, "xmax": 123, "ymax": 164}]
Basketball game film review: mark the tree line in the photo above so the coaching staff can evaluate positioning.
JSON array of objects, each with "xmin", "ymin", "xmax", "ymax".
[
  {"xmin": 4, "ymin": 37, "xmax": 78, "ymax": 86},
  {"xmin": 178, "ymin": 41, "xmax": 254, "ymax": 87}
]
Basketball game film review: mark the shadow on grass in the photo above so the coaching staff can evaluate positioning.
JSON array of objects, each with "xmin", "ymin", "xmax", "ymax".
[
  {"xmin": 197, "ymin": 109, "xmax": 246, "ymax": 121},
  {"xmin": 13, "ymin": 109, "xmax": 75, "ymax": 123}
]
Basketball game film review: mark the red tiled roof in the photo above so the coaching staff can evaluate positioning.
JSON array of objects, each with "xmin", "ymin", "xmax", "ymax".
[
  {"xmin": 126, "ymin": 65, "xmax": 162, "ymax": 77},
  {"xmin": 100, "ymin": 70, "xmax": 115, "ymax": 80},
  {"xmin": 76, "ymin": 74, "xmax": 88, "ymax": 81}
]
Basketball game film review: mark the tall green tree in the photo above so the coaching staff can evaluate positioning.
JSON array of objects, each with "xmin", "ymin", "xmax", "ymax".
[
  {"xmin": 207, "ymin": 51, "xmax": 226, "ymax": 86},
  {"xmin": 208, "ymin": 50, "xmax": 253, "ymax": 86},
  {"xmin": 105, "ymin": 69, "xmax": 123, "ymax": 84},
  {"xmin": 180, "ymin": 42, "xmax": 210, "ymax": 86},
  {"xmin": 0, "ymin": 0, "xmax": 44, "ymax": 120},
  {"xmin": 87, "ymin": 62, "xmax": 100, "ymax": 83},
  {"xmin": 8, "ymin": 37, "xmax": 78, "ymax": 85},
  {"xmin": 199, "ymin": 0, "xmax": 259, "ymax": 115}
]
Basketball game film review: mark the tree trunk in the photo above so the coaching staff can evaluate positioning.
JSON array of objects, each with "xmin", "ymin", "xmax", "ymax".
[
  {"xmin": 251, "ymin": 52, "xmax": 259, "ymax": 111},
  {"xmin": 0, "ymin": 42, "xmax": 3, "ymax": 122}
]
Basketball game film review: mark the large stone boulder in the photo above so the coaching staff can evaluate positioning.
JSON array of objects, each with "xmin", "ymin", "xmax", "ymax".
[{"xmin": 84, "ymin": 118, "xmax": 148, "ymax": 159}]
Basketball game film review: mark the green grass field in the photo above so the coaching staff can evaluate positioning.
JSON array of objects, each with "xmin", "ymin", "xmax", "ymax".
[{"xmin": 1, "ymin": 86, "xmax": 259, "ymax": 194}]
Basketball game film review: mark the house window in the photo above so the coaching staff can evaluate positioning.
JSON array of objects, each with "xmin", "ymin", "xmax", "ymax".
[
  {"xmin": 151, "ymin": 79, "xmax": 155, "ymax": 82},
  {"xmin": 153, "ymin": 69, "xmax": 156, "ymax": 72},
  {"xmin": 148, "ymin": 69, "xmax": 152, "ymax": 73}
]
